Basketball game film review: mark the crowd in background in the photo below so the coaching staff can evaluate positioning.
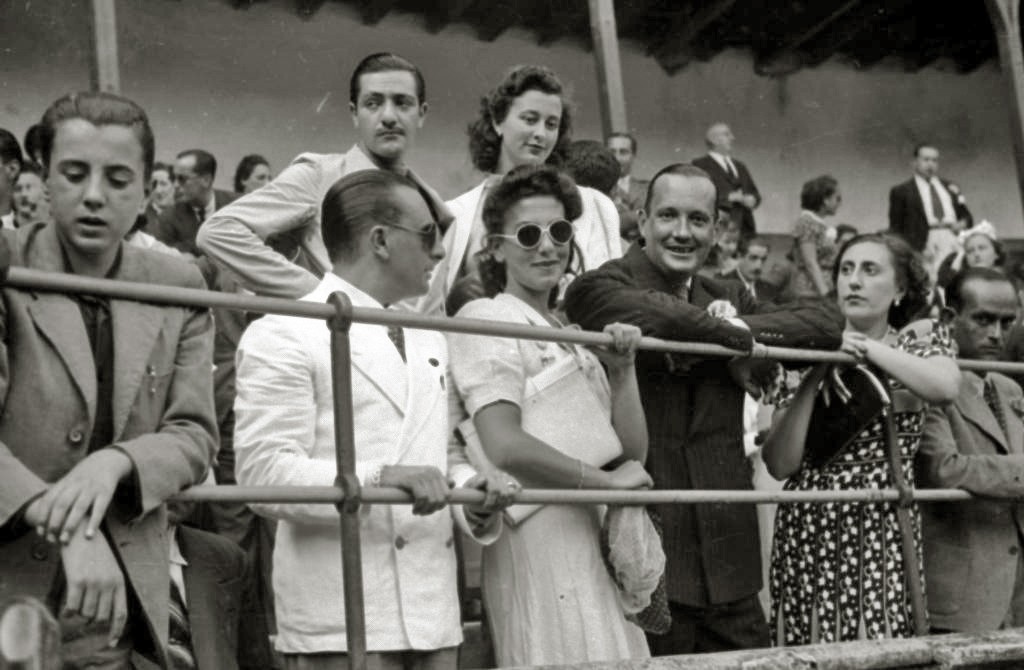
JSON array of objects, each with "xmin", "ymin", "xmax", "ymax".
[{"xmin": 1, "ymin": 49, "xmax": 1024, "ymax": 670}]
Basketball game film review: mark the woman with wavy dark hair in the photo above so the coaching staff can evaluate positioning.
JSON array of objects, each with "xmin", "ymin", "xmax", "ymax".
[
  {"xmin": 790, "ymin": 174, "xmax": 842, "ymax": 298},
  {"xmin": 233, "ymin": 153, "xmax": 271, "ymax": 194},
  {"xmin": 763, "ymin": 232, "xmax": 960, "ymax": 645},
  {"xmin": 448, "ymin": 165, "xmax": 651, "ymax": 666},
  {"xmin": 420, "ymin": 65, "xmax": 621, "ymax": 314}
]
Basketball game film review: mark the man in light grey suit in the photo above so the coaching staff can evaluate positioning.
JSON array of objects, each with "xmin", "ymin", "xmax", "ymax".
[
  {"xmin": 0, "ymin": 92, "xmax": 216, "ymax": 668},
  {"xmin": 917, "ymin": 267, "xmax": 1024, "ymax": 633}
]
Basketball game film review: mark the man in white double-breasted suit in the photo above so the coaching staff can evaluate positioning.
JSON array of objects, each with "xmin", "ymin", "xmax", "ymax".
[{"xmin": 234, "ymin": 169, "xmax": 508, "ymax": 670}]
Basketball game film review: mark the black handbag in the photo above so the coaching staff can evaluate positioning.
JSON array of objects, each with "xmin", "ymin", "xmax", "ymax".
[{"xmin": 804, "ymin": 364, "xmax": 890, "ymax": 469}]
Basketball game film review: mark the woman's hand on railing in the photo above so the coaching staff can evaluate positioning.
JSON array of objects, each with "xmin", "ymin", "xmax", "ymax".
[
  {"xmin": 463, "ymin": 470, "xmax": 521, "ymax": 514},
  {"xmin": 589, "ymin": 322, "xmax": 643, "ymax": 370},
  {"xmin": 604, "ymin": 460, "xmax": 653, "ymax": 490}
]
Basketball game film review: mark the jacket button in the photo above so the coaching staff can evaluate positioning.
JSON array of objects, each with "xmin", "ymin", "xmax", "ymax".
[
  {"xmin": 68, "ymin": 429, "xmax": 84, "ymax": 445},
  {"xmin": 395, "ymin": 536, "xmax": 407, "ymax": 550},
  {"xmin": 1011, "ymin": 546, "xmax": 1019, "ymax": 556},
  {"xmin": 31, "ymin": 542, "xmax": 49, "ymax": 561}
]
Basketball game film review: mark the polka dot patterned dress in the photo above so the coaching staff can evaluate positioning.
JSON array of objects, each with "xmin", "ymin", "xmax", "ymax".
[{"xmin": 767, "ymin": 320, "xmax": 954, "ymax": 645}]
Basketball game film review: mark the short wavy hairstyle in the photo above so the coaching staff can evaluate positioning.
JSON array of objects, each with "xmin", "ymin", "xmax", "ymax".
[
  {"xmin": 467, "ymin": 65, "xmax": 574, "ymax": 174},
  {"xmin": 832, "ymin": 232, "xmax": 930, "ymax": 328},
  {"xmin": 800, "ymin": 174, "xmax": 839, "ymax": 212},
  {"xmin": 477, "ymin": 164, "xmax": 583, "ymax": 300},
  {"xmin": 233, "ymin": 153, "xmax": 270, "ymax": 193}
]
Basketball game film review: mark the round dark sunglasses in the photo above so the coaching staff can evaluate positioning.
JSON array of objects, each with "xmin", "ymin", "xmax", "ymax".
[{"xmin": 490, "ymin": 219, "xmax": 575, "ymax": 250}]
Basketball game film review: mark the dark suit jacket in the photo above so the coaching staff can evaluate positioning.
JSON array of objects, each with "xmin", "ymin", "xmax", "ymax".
[
  {"xmin": 177, "ymin": 525, "xmax": 272, "ymax": 670},
  {"xmin": 564, "ymin": 245, "xmax": 842, "ymax": 606},
  {"xmin": 716, "ymin": 267, "xmax": 780, "ymax": 303},
  {"xmin": 916, "ymin": 371, "xmax": 1024, "ymax": 633},
  {"xmin": 887, "ymin": 178, "xmax": 973, "ymax": 251},
  {"xmin": 154, "ymin": 189, "xmax": 238, "ymax": 257},
  {"xmin": 692, "ymin": 154, "xmax": 760, "ymax": 239},
  {"xmin": 0, "ymin": 223, "xmax": 217, "ymax": 668}
]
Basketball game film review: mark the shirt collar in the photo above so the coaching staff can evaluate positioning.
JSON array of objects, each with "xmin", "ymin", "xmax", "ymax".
[
  {"xmin": 168, "ymin": 526, "xmax": 188, "ymax": 567},
  {"xmin": 321, "ymin": 271, "xmax": 388, "ymax": 310},
  {"xmin": 59, "ymin": 236, "xmax": 123, "ymax": 279},
  {"xmin": 196, "ymin": 189, "xmax": 217, "ymax": 217}
]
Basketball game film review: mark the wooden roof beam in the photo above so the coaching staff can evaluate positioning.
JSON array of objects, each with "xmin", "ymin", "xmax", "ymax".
[
  {"xmin": 754, "ymin": 0, "xmax": 862, "ymax": 72},
  {"xmin": 295, "ymin": 0, "xmax": 327, "ymax": 19},
  {"xmin": 475, "ymin": 3, "xmax": 518, "ymax": 42},
  {"xmin": 423, "ymin": 0, "xmax": 476, "ymax": 33},
  {"xmin": 651, "ymin": 0, "xmax": 738, "ymax": 69},
  {"xmin": 801, "ymin": 0, "xmax": 913, "ymax": 66},
  {"xmin": 357, "ymin": 0, "xmax": 395, "ymax": 25}
]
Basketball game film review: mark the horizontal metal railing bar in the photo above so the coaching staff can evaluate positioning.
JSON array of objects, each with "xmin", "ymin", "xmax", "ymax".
[
  {"xmin": 171, "ymin": 485, "xmax": 989, "ymax": 505},
  {"xmin": 7, "ymin": 267, "xmax": 1024, "ymax": 373}
]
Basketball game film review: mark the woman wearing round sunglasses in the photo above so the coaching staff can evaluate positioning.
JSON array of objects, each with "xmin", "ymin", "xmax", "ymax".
[
  {"xmin": 447, "ymin": 165, "xmax": 652, "ymax": 667},
  {"xmin": 420, "ymin": 64, "xmax": 622, "ymax": 315}
]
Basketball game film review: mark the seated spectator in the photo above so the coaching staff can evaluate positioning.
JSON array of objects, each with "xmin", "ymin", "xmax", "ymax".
[
  {"xmin": 719, "ymin": 235, "xmax": 779, "ymax": 302},
  {"xmin": 166, "ymin": 501, "xmax": 272, "ymax": 669},
  {"xmin": 0, "ymin": 91, "xmax": 216, "ymax": 667},
  {"xmin": 789, "ymin": 175, "xmax": 841, "ymax": 299},
  {"xmin": 917, "ymin": 267, "xmax": 1024, "ymax": 634},
  {"xmin": 0, "ymin": 129, "xmax": 23, "ymax": 229},
  {"xmin": 154, "ymin": 149, "xmax": 237, "ymax": 258},
  {"xmin": 233, "ymin": 169, "xmax": 511, "ymax": 669},
  {"xmin": 835, "ymin": 222, "xmax": 858, "ymax": 248},
  {"xmin": 233, "ymin": 154, "xmax": 271, "ymax": 194},
  {"xmin": 699, "ymin": 217, "xmax": 740, "ymax": 277},
  {"xmin": 144, "ymin": 160, "xmax": 175, "ymax": 231},
  {"xmin": 606, "ymin": 132, "xmax": 649, "ymax": 246},
  {"xmin": 936, "ymin": 220, "xmax": 1006, "ymax": 289},
  {"xmin": 12, "ymin": 160, "xmax": 50, "ymax": 228},
  {"xmin": 763, "ymin": 232, "xmax": 959, "ymax": 645},
  {"xmin": 447, "ymin": 165, "xmax": 652, "ymax": 667},
  {"xmin": 22, "ymin": 123, "xmax": 45, "ymax": 167}
]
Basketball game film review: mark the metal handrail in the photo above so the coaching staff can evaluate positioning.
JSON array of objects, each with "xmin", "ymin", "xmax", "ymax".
[
  {"xmin": 6, "ymin": 266, "xmax": 1024, "ymax": 670},
  {"xmin": 8, "ymin": 266, "xmax": 1024, "ymax": 374}
]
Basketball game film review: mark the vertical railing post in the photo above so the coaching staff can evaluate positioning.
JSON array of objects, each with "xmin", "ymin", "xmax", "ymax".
[{"xmin": 327, "ymin": 291, "xmax": 367, "ymax": 670}]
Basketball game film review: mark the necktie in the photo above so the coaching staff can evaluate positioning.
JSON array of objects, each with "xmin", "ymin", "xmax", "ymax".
[
  {"xmin": 984, "ymin": 377, "xmax": 1009, "ymax": 442},
  {"xmin": 388, "ymin": 326, "xmax": 406, "ymax": 363},
  {"xmin": 928, "ymin": 180, "xmax": 948, "ymax": 222},
  {"xmin": 726, "ymin": 158, "xmax": 738, "ymax": 180},
  {"xmin": 168, "ymin": 580, "xmax": 196, "ymax": 670}
]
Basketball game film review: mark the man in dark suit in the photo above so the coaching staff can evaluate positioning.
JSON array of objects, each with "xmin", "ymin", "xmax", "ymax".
[
  {"xmin": 888, "ymin": 143, "xmax": 972, "ymax": 273},
  {"xmin": 564, "ymin": 163, "xmax": 842, "ymax": 655},
  {"xmin": 917, "ymin": 267, "xmax": 1024, "ymax": 633},
  {"xmin": 692, "ymin": 123, "xmax": 760, "ymax": 240},
  {"xmin": 155, "ymin": 149, "xmax": 236, "ymax": 258},
  {"xmin": 717, "ymin": 235, "xmax": 779, "ymax": 302},
  {"xmin": 607, "ymin": 132, "xmax": 649, "ymax": 243},
  {"xmin": 168, "ymin": 501, "xmax": 272, "ymax": 670}
]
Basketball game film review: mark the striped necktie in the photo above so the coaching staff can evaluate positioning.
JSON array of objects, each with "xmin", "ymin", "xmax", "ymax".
[{"xmin": 168, "ymin": 580, "xmax": 196, "ymax": 670}]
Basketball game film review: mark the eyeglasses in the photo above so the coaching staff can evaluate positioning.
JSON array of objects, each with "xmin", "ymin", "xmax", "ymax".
[
  {"xmin": 382, "ymin": 221, "xmax": 440, "ymax": 247},
  {"xmin": 489, "ymin": 219, "xmax": 575, "ymax": 250}
]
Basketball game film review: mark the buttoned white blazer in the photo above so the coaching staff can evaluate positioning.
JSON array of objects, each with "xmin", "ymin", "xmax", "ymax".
[{"xmin": 234, "ymin": 273, "xmax": 487, "ymax": 654}]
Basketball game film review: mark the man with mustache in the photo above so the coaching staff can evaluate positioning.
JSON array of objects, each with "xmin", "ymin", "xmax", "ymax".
[
  {"xmin": 565, "ymin": 163, "xmax": 842, "ymax": 655},
  {"xmin": 198, "ymin": 52, "xmax": 451, "ymax": 299},
  {"xmin": 917, "ymin": 267, "xmax": 1024, "ymax": 633}
]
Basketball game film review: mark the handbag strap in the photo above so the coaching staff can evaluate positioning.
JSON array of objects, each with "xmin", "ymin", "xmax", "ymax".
[{"xmin": 880, "ymin": 373, "xmax": 929, "ymax": 636}]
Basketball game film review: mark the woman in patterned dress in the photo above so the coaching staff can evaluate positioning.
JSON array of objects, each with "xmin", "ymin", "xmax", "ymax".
[
  {"xmin": 762, "ymin": 232, "xmax": 961, "ymax": 645},
  {"xmin": 789, "ymin": 175, "xmax": 842, "ymax": 299}
]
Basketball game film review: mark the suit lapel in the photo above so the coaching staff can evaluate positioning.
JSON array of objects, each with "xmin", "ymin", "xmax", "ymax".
[
  {"xmin": 349, "ymin": 321, "xmax": 408, "ymax": 412},
  {"xmin": 956, "ymin": 375, "xmax": 1009, "ymax": 453},
  {"xmin": 26, "ymin": 295, "xmax": 98, "ymax": 423},
  {"xmin": 393, "ymin": 329, "xmax": 443, "ymax": 461},
  {"xmin": 21, "ymin": 224, "xmax": 97, "ymax": 422},
  {"xmin": 111, "ymin": 248, "xmax": 168, "ymax": 440}
]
